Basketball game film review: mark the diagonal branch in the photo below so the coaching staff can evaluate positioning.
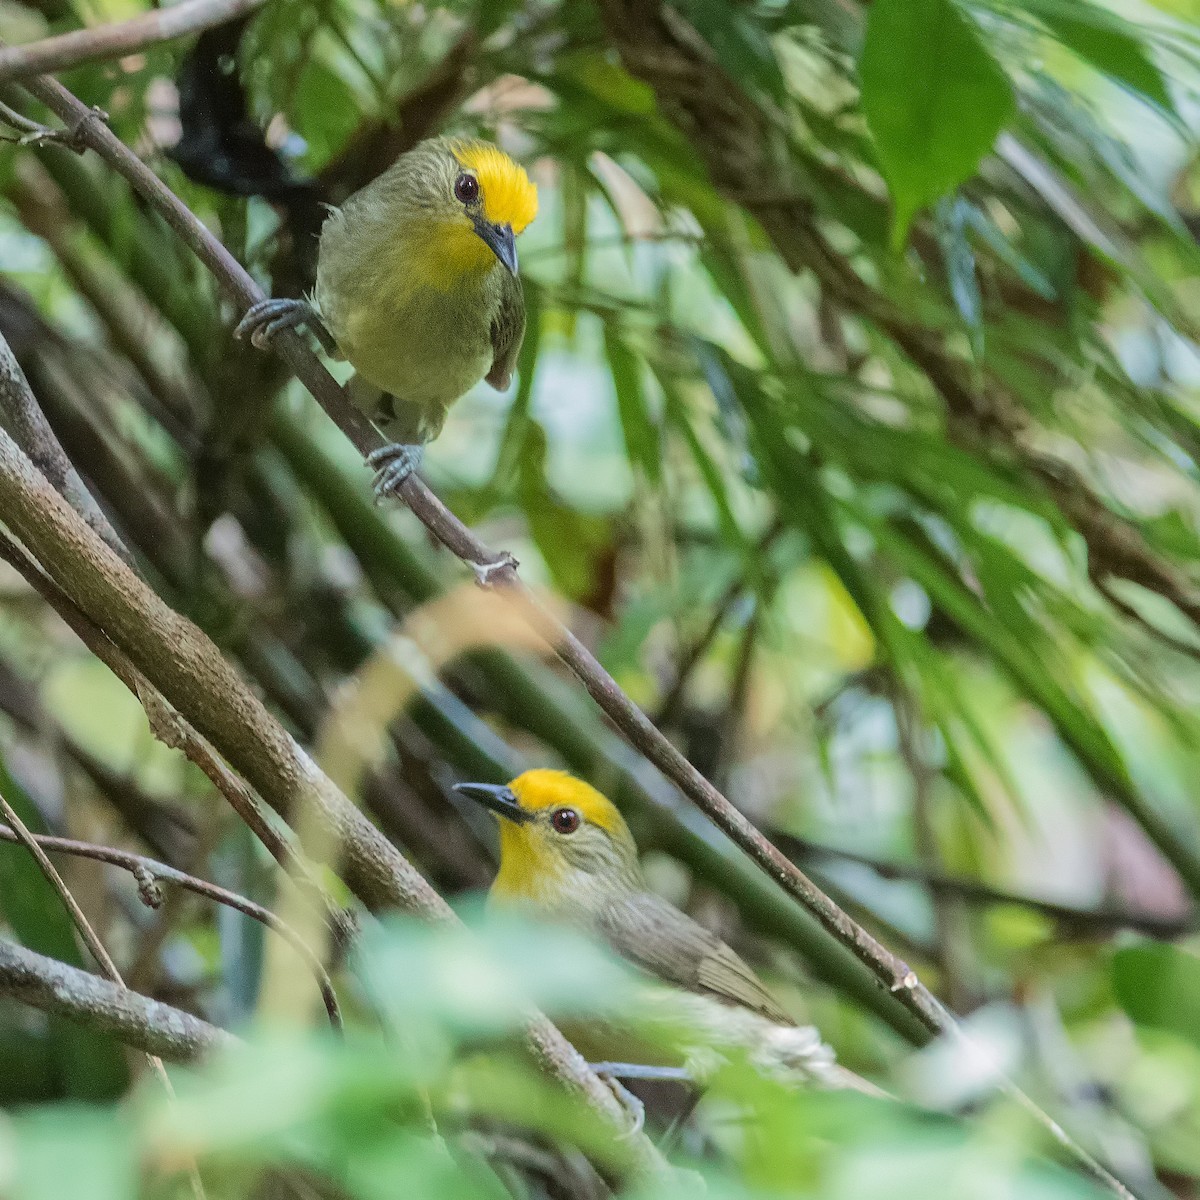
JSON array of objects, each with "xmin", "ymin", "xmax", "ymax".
[
  {"xmin": 0, "ymin": 0, "xmax": 268, "ymax": 83},
  {"xmin": 0, "ymin": 936, "xmax": 233, "ymax": 1061},
  {"xmin": 14, "ymin": 61, "xmax": 948, "ymax": 1041},
  {"xmin": 0, "ymin": 327, "xmax": 131, "ymax": 564},
  {"xmin": 0, "ymin": 822, "xmax": 342, "ymax": 1030},
  {"xmin": 0, "ymin": 419, "xmax": 665, "ymax": 1174}
]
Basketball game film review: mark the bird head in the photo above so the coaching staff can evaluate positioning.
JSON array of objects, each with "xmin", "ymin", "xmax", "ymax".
[
  {"xmin": 406, "ymin": 137, "xmax": 537, "ymax": 279},
  {"xmin": 455, "ymin": 770, "xmax": 642, "ymax": 913}
]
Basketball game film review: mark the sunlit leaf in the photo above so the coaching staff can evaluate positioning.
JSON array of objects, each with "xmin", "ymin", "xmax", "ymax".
[
  {"xmin": 1113, "ymin": 943, "xmax": 1200, "ymax": 1048},
  {"xmin": 860, "ymin": 0, "xmax": 1015, "ymax": 245}
]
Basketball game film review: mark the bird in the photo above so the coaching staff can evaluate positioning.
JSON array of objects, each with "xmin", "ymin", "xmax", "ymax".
[
  {"xmin": 454, "ymin": 769, "xmax": 880, "ymax": 1120},
  {"xmin": 236, "ymin": 135, "xmax": 538, "ymax": 499}
]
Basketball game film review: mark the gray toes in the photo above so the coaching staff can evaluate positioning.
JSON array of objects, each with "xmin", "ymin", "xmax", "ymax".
[
  {"xmin": 235, "ymin": 299, "xmax": 310, "ymax": 348},
  {"xmin": 369, "ymin": 444, "xmax": 423, "ymax": 501}
]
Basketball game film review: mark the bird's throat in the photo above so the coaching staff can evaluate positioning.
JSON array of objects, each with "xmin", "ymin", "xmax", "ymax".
[{"xmin": 403, "ymin": 217, "xmax": 496, "ymax": 291}]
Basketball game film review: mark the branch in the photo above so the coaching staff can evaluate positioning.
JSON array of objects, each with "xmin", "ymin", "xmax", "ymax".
[
  {"xmin": 0, "ymin": 404, "xmax": 664, "ymax": 1176},
  {"xmin": 0, "ymin": 0, "xmax": 268, "ymax": 82},
  {"xmin": 778, "ymin": 831, "xmax": 1196, "ymax": 939},
  {"xmin": 0, "ymin": 936, "xmax": 233, "ymax": 1061},
  {"xmin": 0, "ymin": 527, "xmax": 344, "ymax": 939},
  {"xmin": 653, "ymin": 518, "xmax": 781, "ymax": 730},
  {"xmin": 0, "ymin": 327, "xmax": 131, "ymax": 563},
  {"xmin": 0, "ymin": 822, "xmax": 342, "ymax": 1030},
  {"xmin": 0, "ymin": 790, "xmax": 124, "ymax": 982},
  {"xmin": 0, "ymin": 784, "xmax": 211, "ymax": 1200},
  {"xmin": 9, "ymin": 68, "xmax": 947, "ymax": 1039}
]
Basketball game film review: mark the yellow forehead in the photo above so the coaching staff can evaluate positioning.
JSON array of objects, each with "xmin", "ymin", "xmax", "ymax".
[
  {"xmin": 507, "ymin": 770, "xmax": 628, "ymax": 837},
  {"xmin": 451, "ymin": 141, "xmax": 538, "ymax": 233}
]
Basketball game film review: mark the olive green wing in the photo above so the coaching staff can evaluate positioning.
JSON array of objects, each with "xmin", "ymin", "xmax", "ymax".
[
  {"xmin": 598, "ymin": 891, "xmax": 793, "ymax": 1025},
  {"xmin": 486, "ymin": 271, "xmax": 526, "ymax": 390}
]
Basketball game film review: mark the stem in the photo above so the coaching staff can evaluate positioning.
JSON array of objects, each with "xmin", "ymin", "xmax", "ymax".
[
  {"xmin": 0, "ymin": 0, "xmax": 269, "ymax": 81},
  {"xmin": 15, "ymin": 62, "xmax": 950, "ymax": 1041},
  {"xmin": 0, "ymin": 936, "xmax": 233, "ymax": 1061},
  {"xmin": 0, "ymin": 822, "xmax": 342, "ymax": 1030}
]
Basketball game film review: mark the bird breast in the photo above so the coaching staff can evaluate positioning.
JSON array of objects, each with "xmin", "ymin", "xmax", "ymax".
[{"xmin": 314, "ymin": 209, "xmax": 501, "ymax": 407}]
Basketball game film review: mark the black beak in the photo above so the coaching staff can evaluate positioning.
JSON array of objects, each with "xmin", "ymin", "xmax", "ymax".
[
  {"xmin": 453, "ymin": 782, "xmax": 532, "ymax": 824},
  {"xmin": 473, "ymin": 218, "xmax": 518, "ymax": 276}
]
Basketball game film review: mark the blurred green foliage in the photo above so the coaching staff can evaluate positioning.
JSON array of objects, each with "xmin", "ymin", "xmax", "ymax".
[{"xmin": 0, "ymin": 0, "xmax": 1199, "ymax": 1195}]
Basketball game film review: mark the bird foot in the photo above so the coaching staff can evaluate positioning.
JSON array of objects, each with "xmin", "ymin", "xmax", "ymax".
[
  {"xmin": 592, "ymin": 1071, "xmax": 646, "ymax": 1139},
  {"xmin": 471, "ymin": 552, "xmax": 518, "ymax": 588},
  {"xmin": 587, "ymin": 1062, "xmax": 693, "ymax": 1140},
  {"xmin": 367, "ymin": 443, "xmax": 423, "ymax": 501},
  {"xmin": 235, "ymin": 299, "xmax": 338, "ymax": 355}
]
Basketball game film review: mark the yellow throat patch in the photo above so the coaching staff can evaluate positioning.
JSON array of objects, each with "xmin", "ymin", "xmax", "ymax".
[{"xmin": 451, "ymin": 141, "xmax": 539, "ymax": 233}]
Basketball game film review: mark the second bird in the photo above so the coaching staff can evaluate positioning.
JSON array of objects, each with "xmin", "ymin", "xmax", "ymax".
[{"xmin": 238, "ymin": 136, "xmax": 538, "ymax": 497}]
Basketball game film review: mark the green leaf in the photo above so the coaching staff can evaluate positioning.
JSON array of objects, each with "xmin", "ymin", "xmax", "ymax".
[
  {"xmin": 604, "ymin": 324, "xmax": 662, "ymax": 482},
  {"xmin": 1112, "ymin": 943, "xmax": 1200, "ymax": 1047},
  {"xmin": 1039, "ymin": 9, "xmax": 1173, "ymax": 113},
  {"xmin": 13, "ymin": 1106, "xmax": 135, "ymax": 1200},
  {"xmin": 859, "ymin": 0, "xmax": 1014, "ymax": 246},
  {"xmin": 0, "ymin": 757, "xmax": 128, "ymax": 1100},
  {"xmin": 516, "ymin": 421, "xmax": 610, "ymax": 600}
]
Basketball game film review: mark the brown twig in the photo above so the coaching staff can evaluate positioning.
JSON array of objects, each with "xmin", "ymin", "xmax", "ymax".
[
  {"xmin": 0, "ymin": 0, "xmax": 269, "ymax": 82},
  {"xmin": 0, "ymin": 822, "xmax": 343, "ymax": 1030},
  {"xmin": 10, "ymin": 60, "xmax": 950, "ymax": 1040},
  {"xmin": 0, "ymin": 789, "xmax": 210, "ymax": 1199},
  {"xmin": 0, "ymin": 327, "xmax": 131, "ymax": 564},
  {"xmin": 0, "ymin": 791, "xmax": 124, "ymax": 981},
  {"xmin": 777, "ymin": 830, "xmax": 1195, "ymax": 939},
  {"xmin": 0, "ymin": 935, "xmax": 233, "ymax": 1060},
  {"xmin": 0, "ymin": 424, "xmax": 664, "ymax": 1174}
]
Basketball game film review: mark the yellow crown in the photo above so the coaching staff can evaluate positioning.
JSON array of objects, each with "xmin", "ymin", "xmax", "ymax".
[
  {"xmin": 451, "ymin": 141, "xmax": 539, "ymax": 233},
  {"xmin": 508, "ymin": 769, "xmax": 629, "ymax": 838}
]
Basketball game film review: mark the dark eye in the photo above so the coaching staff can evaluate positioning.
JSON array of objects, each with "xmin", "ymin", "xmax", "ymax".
[
  {"xmin": 454, "ymin": 173, "xmax": 479, "ymax": 203},
  {"xmin": 550, "ymin": 807, "xmax": 580, "ymax": 835}
]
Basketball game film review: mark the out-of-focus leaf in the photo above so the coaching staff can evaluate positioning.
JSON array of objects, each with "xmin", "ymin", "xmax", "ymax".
[
  {"xmin": 604, "ymin": 323, "xmax": 662, "ymax": 482},
  {"xmin": 12, "ymin": 1105, "xmax": 134, "ymax": 1200},
  {"xmin": 675, "ymin": 0, "xmax": 789, "ymax": 106},
  {"xmin": 0, "ymin": 757, "xmax": 128, "ymax": 1100},
  {"xmin": 1037, "ymin": 7, "xmax": 1173, "ymax": 113},
  {"xmin": 517, "ymin": 421, "xmax": 610, "ymax": 599},
  {"xmin": 860, "ymin": 0, "xmax": 1015, "ymax": 245},
  {"xmin": 1112, "ymin": 943, "xmax": 1200, "ymax": 1047},
  {"xmin": 935, "ymin": 196, "xmax": 984, "ymax": 356}
]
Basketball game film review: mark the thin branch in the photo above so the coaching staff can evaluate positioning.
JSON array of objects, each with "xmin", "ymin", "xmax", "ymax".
[
  {"xmin": 777, "ymin": 831, "xmax": 1195, "ymax": 939},
  {"xmin": 654, "ymin": 520, "xmax": 784, "ymax": 730},
  {"xmin": 0, "ymin": 936, "xmax": 233, "ymax": 1061},
  {"xmin": 0, "ymin": 420, "xmax": 665, "ymax": 1174},
  {"xmin": 0, "ymin": 790, "xmax": 124, "ymax": 981},
  {"xmin": 0, "ymin": 788, "xmax": 210, "ymax": 1199},
  {"xmin": 0, "ymin": 527, "xmax": 344, "ymax": 939},
  {"xmin": 12, "ymin": 65, "xmax": 950, "ymax": 1043},
  {"xmin": 0, "ymin": 822, "xmax": 342, "ymax": 1030},
  {"xmin": 0, "ymin": 327, "xmax": 132, "ymax": 564},
  {"xmin": 0, "ymin": 0, "xmax": 268, "ymax": 82}
]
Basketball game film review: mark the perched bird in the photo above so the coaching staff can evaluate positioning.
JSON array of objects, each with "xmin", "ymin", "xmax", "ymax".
[
  {"xmin": 454, "ymin": 770, "xmax": 877, "ymax": 1109},
  {"xmin": 237, "ymin": 136, "xmax": 538, "ymax": 497}
]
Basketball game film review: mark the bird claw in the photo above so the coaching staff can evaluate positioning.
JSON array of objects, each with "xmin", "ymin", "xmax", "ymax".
[
  {"xmin": 367, "ymin": 443, "xmax": 423, "ymax": 501},
  {"xmin": 587, "ymin": 1062, "xmax": 693, "ymax": 1139},
  {"xmin": 472, "ymin": 552, "xmax": 518, "ymax": 588},
  {"xmin": 235, "ymin": 298, "xmax": 315, "ymax": 351},
  {"xmin": 595, "ymin": 1073, "xmax": 645, "ymax": 1140}
]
